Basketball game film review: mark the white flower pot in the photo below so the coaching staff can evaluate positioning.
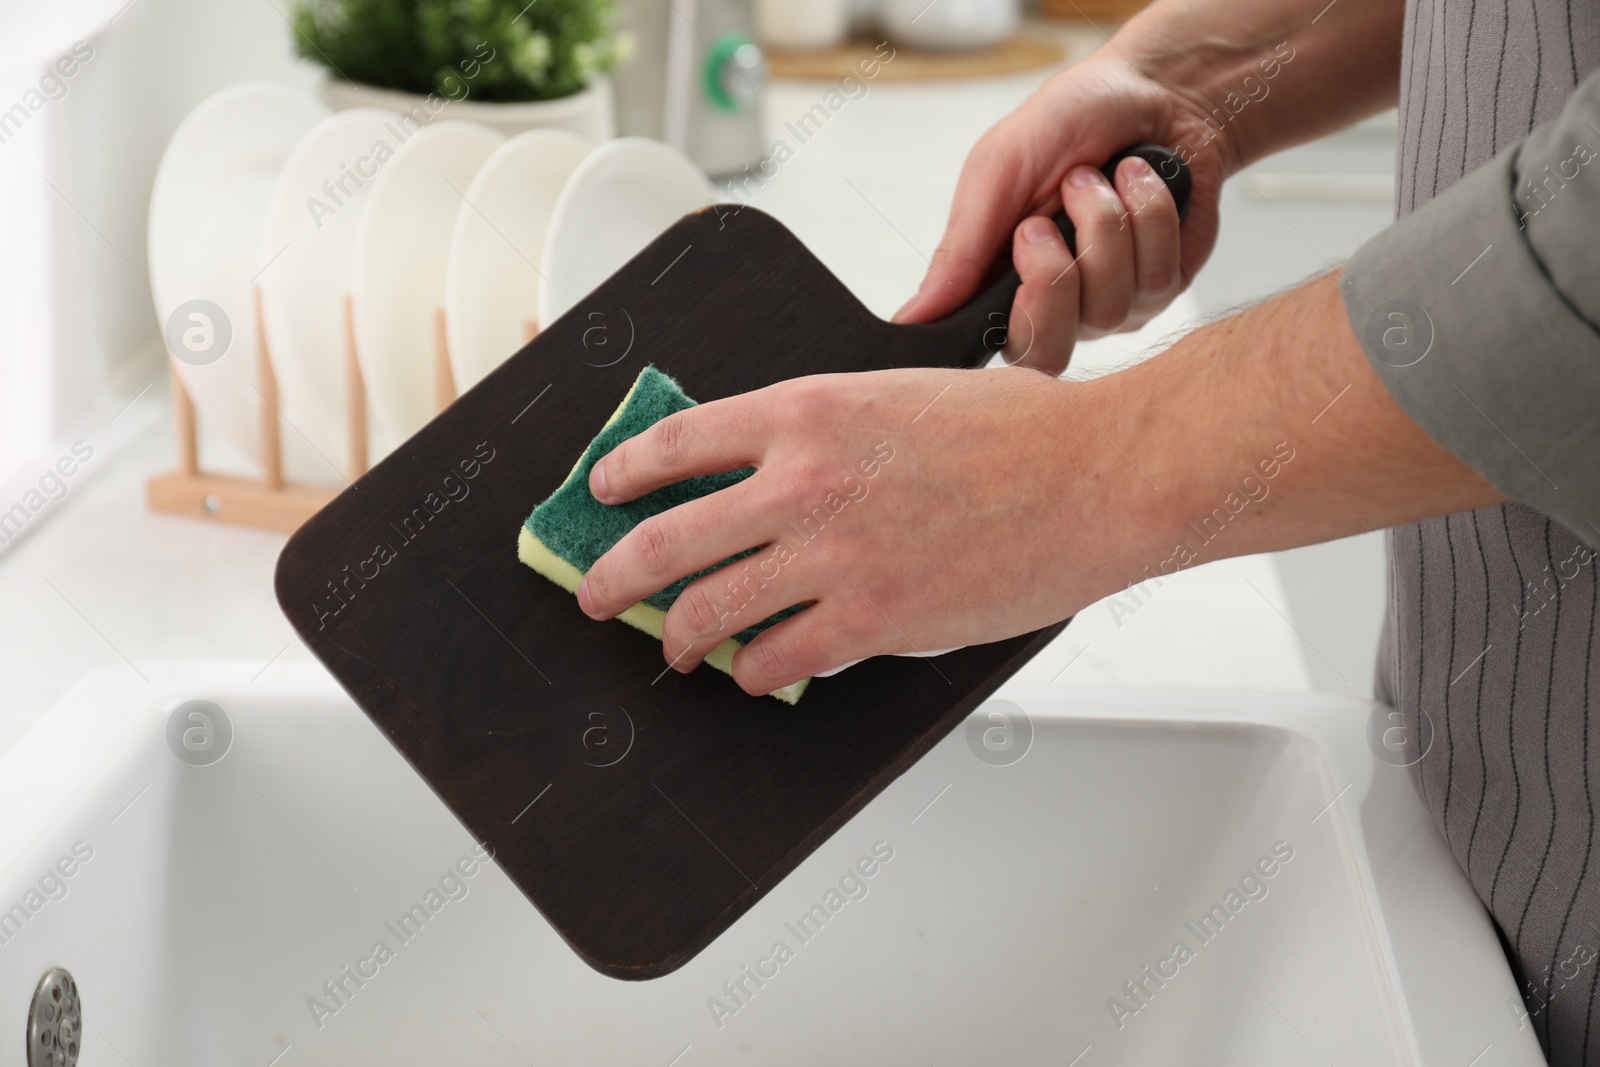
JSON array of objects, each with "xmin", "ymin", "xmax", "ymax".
[{"xmin": 318, "ymin": 75, "xmax": 616, "ymax": 141}]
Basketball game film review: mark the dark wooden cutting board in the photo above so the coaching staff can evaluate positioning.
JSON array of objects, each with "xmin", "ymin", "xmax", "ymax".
[{"xmin": 276, "ymin": 150, "xmax": 1188, "ymax": 980}]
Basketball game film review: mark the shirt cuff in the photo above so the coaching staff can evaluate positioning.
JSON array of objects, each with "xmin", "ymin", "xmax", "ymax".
[{"xmin": 1340, "ymin": 74, "xmax": 1600, "ymax": 544}]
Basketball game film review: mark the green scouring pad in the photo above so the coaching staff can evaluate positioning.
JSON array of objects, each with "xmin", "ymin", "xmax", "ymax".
[{"xmin": 518, "ymin": 365, "xmax": 809, "ymax": 703}]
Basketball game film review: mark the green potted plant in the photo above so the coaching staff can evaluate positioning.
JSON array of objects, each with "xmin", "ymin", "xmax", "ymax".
[{"xmin": 290, "ymin": 0, "xmax": 626, "ymax": 139}]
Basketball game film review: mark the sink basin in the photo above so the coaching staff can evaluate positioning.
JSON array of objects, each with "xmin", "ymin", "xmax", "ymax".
[{"xmin": 0, "ymin": 664, "xmax": 1541, "ymax": 1065}]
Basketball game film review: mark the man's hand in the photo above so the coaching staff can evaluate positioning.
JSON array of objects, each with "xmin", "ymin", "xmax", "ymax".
[
  {"xmin": 575, "ymin": 367, "xmax": 1109, "ymax": 695},
  {"xmin": 576, "ymin": 274, "xmax": 1503, "ymax": 698},
  {"xmin": 894, "ymin": 53, "xmax": 1227, "ymax": 376},
  {"xmin": 895, "ymin": 0, "xmax": 1407, "ymax": 376}
]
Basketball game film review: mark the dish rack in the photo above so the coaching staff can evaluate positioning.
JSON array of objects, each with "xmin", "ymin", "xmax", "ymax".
[{"xmin": 145, "ymin": 290, "xmax": 532, "ymax": 534}]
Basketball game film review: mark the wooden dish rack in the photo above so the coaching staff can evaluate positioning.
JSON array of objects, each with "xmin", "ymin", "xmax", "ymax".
[{"xmin": 146, "ymin": 289, "xmax": 533, "ymax": 534}]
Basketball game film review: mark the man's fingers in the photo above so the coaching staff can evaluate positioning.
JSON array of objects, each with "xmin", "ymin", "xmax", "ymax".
[
  {"xmin": 729, "ymin": 600, "xmax": 869, "ymax": 696},
  {"xmin": 1058, "ymin": 165, "xmax": 1136, "ymax": 337},
  {"xmin": 590, "ymin": 399, "xmax": 767, "ymax": 505},
  {"xmin": 1115, "ymin": 154, "xmax": 1182, "ymax": 310},
  {"xmin": 578, "ymin": 478, "xmax": 787, "ymax": 620},
  {"xmin": 660, "ymin": 549, "xmax": 820, "ymax": 676},
  {"xmin": 1005, "ymin": 215, "xmax": 1081, "ymax": 376}
]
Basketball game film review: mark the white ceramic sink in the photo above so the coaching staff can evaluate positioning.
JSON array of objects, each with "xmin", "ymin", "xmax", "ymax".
[{"xmin": 0, "ymin": 664, "xmax": 1542, "ymax": 1065}]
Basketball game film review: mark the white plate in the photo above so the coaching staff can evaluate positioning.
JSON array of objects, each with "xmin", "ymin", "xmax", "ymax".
[
  {"xmin": 259, "ymin": 108, "xmax": 409, "ymax": 476},
  {"xmin": 539, "ymin": 137, "xmax": 714, "ymax": 327},
  {"xmin": 352, "ymin": 121, "xmax": 504, "ymax": 441},
  {"xmin": 147, "ymin": 83, "xmax": 335, "ymax": 484},
  {"xmin": 444, "ymin": 129, "xmax": 594, "ymax": 394}
]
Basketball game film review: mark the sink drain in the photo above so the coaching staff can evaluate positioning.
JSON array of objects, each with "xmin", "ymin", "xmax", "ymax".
[{"xmin": 27, "ymin": 968, "xmax": 80, "ymax": 1067}]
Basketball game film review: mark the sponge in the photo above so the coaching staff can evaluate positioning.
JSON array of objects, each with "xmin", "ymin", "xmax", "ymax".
[{"xmin": 519, "ymin": 365, "xmax": 809, "ymax": 703}]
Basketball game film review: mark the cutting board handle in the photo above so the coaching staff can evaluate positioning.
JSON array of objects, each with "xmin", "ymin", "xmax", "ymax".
[{"xmin": 928, "ymin": 143, "xmax": 1192, "ymax": 367}]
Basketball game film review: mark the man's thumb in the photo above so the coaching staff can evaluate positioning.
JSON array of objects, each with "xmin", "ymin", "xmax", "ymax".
[{"xmin": 892, "ymin": 249, "xmax": 984, "ymax": 324}]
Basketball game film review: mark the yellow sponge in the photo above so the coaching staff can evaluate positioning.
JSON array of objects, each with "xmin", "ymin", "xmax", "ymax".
[{"xmin": 518, "ymin": 367, "xmax": 808, "ymax": 704}]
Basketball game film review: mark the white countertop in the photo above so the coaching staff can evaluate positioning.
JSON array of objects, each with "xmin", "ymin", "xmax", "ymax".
[{"xmin": 0, "ymin": 30, "xmax": 1322, "ymax": 760}]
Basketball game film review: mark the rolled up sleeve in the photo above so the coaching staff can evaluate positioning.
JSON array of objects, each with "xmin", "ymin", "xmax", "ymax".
[{"xmin": 1341, "ymin": 68, "xmax": 1600, "ymax": 542}]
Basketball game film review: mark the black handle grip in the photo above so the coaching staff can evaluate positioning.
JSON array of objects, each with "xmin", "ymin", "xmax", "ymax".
[{"xmin": 932, "ymin": 143, "xmax": 1192, "ymax": 366}]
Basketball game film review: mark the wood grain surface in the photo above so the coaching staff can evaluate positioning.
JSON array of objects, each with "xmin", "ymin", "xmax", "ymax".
[{"xmin": 276, "ymin": 204, "xmax": 1068, "ymax": 979}]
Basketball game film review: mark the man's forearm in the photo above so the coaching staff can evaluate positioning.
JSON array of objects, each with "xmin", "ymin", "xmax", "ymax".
[
  {"xmin": 1107, "ymin": 0, "xmax": 1404, "ymax": 172},
  {"xmin": 1074, "ymin": 272, "xmax": 1504, "ymax": 585}
]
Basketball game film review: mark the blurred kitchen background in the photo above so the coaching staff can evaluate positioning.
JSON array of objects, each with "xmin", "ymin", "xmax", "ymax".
[{"xmin": 0, "ymin": 0, "xmax": 1395, "ymax": 750}]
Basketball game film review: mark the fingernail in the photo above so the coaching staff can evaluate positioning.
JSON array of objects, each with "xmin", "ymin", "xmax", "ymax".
[
  {"xmin": 1068, "ymin": 166, "xmax": 1103, "ymax": 189},
  {"xmin": 577, "ymin": 579, "xmax": 601, "ymax": 618},
  {"xmin": 1022, "ymin": 216, "xmax": 1056, "ymax": 244},
  {"xmin": 590, "ymin": 460, "xmax": 609, "ymax": 501},
  {"xmin": 1122, "ymin": 155, "xmax": 1153, "ymax": 181},
  {"xmin": 1129, "ymin": 157, "xmax": 1164, "ymax": 195}
]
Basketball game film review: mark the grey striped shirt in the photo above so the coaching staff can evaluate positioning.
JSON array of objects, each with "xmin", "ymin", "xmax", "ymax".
[{"xmin": 1341, "ymin": 1, "xmax": 1600, "ymax": 1061}]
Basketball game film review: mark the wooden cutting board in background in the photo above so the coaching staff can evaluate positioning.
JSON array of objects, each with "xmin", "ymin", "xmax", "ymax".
[
  {"xmin": 766, "ymin": 30, "xmax": 1067, "ymax": 81},
  {"xmin": 1038, "ymin": 0, "xmax": 1154, "ymax": 19}
]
